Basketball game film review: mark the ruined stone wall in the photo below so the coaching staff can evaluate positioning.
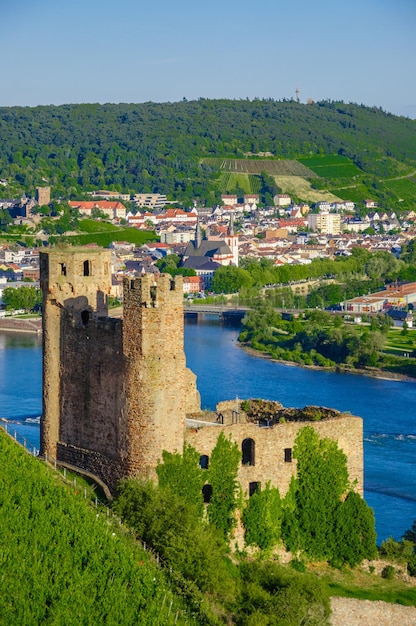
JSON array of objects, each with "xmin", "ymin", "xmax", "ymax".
[
  {"xmin": 185, "ymin": 413, "xmax": 363, "ymax": 497},
  {"xmin": 59, "ymin": 316, "xmax": 125, "ymax": 458},
  {"xmin": 122, "ymin": 274, "xmax": 200, "ymax": 479},
  {"xmin": 56, "ymin": 442, "xmax": 127, "ymax": 494},
  {"xmin": 41, "ymin": 250, "xmax": 200, "ymax": 489},
  {"xmin": 40, "ymin": 248, "xmax": 114, "ymax": 459}
]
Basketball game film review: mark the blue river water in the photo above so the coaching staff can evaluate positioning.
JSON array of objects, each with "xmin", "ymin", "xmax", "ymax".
[{"xmin": 1, "ymin": 318, "xmax": 415, "ymax": 543}]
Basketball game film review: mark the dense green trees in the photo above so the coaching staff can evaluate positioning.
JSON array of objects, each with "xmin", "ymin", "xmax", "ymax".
[
  {"xmin": 240, "ymin": 427, "xmax": 377, "ymax": 567},
  {"xmin": 211, "ymin": 265, "xmax": 254, "ymax": 294},
  {"xmin": 240, "ymin": 299, "xmax": 390, "ymax": 370},
  {"xmin": 216, "ymin": 249, "xmax": 404, "ymax": 299},
  {"xmin": 0, "ymin": 100, "xmax": 414, "ymax": 205},
  {"xmin": 2, "ymin": 285, "xmax": 42, "ymax": 312},
  {"xmin": 207, "ymin": 432, "xmax": 241, "ymax": 539},
  {"xmin": 155, "ymin": 254, "xmax": 196, "ymax": 277},
  {"xmin": 114, "ymin": 479, "xmax": 235, "ymax": 604},
  {"xmin": 242, "ymin": 483, "xmax": 283, "ymax": 551}
]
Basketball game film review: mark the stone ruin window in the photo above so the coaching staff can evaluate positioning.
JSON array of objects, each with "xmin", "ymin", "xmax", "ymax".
[
  {"xmin": 249, "ymin": 481, "xmax": 260, "ymax": 497},
  {"xmin": 284, "ymin": 448, "xmax": 292, "ymax": 463},
  {"xmin": 150, "ymin": 285, "xmax": 157, "ymax": 307},
  {"xmin": 202, "ymin": 484, "xmax": 212, "ymax": 503},
  {"xmin": 83, "ymin": 260, "xmax": 91, "ymax": 277},
  {"xmin": 81, "ymin": 310, "xmax": 90, "ymax": 326},
  {"xmin": 60, "ymin": 262, "xmax": 67, "ymax": 276},
  {"xmin": 170, "ymin": 279, "xmax": 175, "ymax": 291},
  {"xmin": 199, "ymin": 454, "xmax": 209, "ymax": 470},
  {"xmin": 242, "ymin": 438, "xmax": 255, "ymax": 466}
]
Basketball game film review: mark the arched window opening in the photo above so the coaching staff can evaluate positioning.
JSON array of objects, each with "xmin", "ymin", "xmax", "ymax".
[
  {"xmin": 81, "ymin": 310, "xmax": 90, "ymax": 326},
  {"xmin": 284, "ymin": 448, "xmax": 292, "ymax": 463},
  {"xmin": 202, "ymin": 484, "xmax": 212, "ymax": 503},
  {"xmin": 83, "ymin": 260, "xmax": 91, "ymax": 277},
  {"xmin": 249, "ymin": 482, "xmax": 260, "ymax": 497},
  {"xmin": 242, "ymin": 438, "xmax": 255, "ymax": 466},
  {"xmin": 199, "ymin": 454, "xmax": 209, "ymax": 470}
]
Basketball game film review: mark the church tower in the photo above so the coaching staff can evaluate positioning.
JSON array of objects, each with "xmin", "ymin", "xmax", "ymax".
[{"xmin": 224, "ymin": 212, "xmax": 239, "ymax": 266}]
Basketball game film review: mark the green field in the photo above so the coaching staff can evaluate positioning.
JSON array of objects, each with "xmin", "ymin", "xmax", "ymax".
[
  {"xmin": 218, "ymin": 172, "xmax": 262, "ymax": 194},
  {"xmin": 298, "ymin": 155, "xmax": 363, "ymax": 178},
  {"xmin": 380, "ymin": 176, "xmax": 416, "ymax": 204},
  {"xmin": 384, "ymin": 327, "xmax": 416, "ymax": 356},
  {"xmin": 49, "ymin": 220, "xmax": 156, "ymax": 248}
]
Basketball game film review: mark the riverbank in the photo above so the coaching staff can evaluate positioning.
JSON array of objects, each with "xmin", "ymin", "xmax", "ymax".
[
  {"xmin": 0, "ymin": 317, "xmax": 42, "ymax": 334},
  {"xmin": 239, "ymin": 342, "xmax": 416, "ymax": 383}
]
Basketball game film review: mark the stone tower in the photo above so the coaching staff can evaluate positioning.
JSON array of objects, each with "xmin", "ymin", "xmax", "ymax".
[
  {"xmin": 40, "ymin": 247, "xmax": 200, "ymax": 490},
  {"xmin": 36, "ymin": 186, "xmax": 51, "ymax": 206},
  {"xmin": 122, "ymin": 273, "xmax": 200, "ymax": 477}
]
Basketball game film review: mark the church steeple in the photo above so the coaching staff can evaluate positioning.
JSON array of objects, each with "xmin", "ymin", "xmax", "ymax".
[
  {"xmin": 195, "ymin": 216, "xmax": 202, "ymax": 250},
  {"xmin": 229, "ymin": 212, "xmax": 234, "ymax": 236}
]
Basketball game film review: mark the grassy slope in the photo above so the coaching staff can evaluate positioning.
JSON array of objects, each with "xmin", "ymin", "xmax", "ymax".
[{"xmin": 0, "ymin": 431, "xmax": 192, "ymax": 625}]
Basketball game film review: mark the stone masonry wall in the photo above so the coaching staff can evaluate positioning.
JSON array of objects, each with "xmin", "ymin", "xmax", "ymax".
[
  {"xmin": 41, "ymin": 251, "xmax": 200, "ymax": 490},
  {"xmin": 59, "ymin": 316, "xmax": 125, "ymax": 458},
  {"xmin": 185, "ymin": 410, "xmax": 363, "ymax": 497},
  {"xmin": 122, "ymin": 274, "xmax": 200, "ymax": 479}
]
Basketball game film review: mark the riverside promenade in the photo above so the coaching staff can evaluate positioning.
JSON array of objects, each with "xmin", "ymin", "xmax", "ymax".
[{"xmin": 0, "ymin": 316, "xmax": 42, "ymax": 333}]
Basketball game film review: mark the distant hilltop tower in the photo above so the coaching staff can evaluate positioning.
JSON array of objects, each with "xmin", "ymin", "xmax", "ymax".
[
  {"xmin": 40, "ymin": 247, "xmax": 200, "ymax": 490},
  {"xmin": 36, "ymin": 186, "xmax": 51, "ymax": 206}
]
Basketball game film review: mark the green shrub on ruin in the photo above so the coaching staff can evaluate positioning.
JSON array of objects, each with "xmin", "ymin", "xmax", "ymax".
[
  {"xmin": 156, "ymin": 443, "xmax": 205, "ymax": 516},
  {"xmin": 282, "ymin": 426, "xmax": 376, "ymax": 565},
  {"xmin": 207, "ymin": 432, "xmax": 241, "ymax": 539},
  {"xmin": 332, "ymin": 491, "xmax": 377, "ymax": 567},
  {"xmin": 242, "ymin": 483, "xmax": 283, "ymax": 551}
]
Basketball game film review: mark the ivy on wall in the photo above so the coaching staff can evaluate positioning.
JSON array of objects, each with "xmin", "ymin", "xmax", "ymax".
[
  {"xmin": 157, "ymin": 443, "xmax": 205, "ymax": 517},
  {"xmin": 242, "ymin": 483, "xmax": 283, "ymax": 551},
  {"xmin": 282, "ymin": 426, "xmax": 377, "ymax": 565},
  {"xmin": 207, "ymin": 432, "xmax": 241, "ymax": 539}
]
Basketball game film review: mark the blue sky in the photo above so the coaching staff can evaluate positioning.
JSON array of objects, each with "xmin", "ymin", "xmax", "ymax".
[{"xmin": 2, "ymin": 0, "xmax": 415, "ymax": 118}]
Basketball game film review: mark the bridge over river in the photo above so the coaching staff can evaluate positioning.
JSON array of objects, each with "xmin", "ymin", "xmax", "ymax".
[{"xmin": 184, "ymin": 304, "xmax": 248, "ymax": 322}]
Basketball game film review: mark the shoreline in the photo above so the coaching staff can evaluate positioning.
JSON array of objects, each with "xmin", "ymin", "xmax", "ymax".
[
  {"xmin": 239, "ymin": 343, "xmax": 415, "ymax": 383},
  {"xmin": 0, "ymin": 317, "xmax": 42, "ymax": 334}
]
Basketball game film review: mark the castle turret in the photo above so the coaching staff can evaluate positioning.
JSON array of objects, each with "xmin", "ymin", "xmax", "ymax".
[
  {"xmin": 40, "ymin": 247, "xmax": 113, "ymax": 460},
  {"xmin": 122, "ymin": 273, "xmax": 200, "ymax": 478}
]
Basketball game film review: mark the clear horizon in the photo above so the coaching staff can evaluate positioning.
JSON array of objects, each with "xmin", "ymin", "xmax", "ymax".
[{"xmin": 2, "ymin": 0, "xmax": 415, "ymax": 119}]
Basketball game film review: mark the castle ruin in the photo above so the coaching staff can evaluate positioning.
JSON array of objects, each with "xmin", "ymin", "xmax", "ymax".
[
  {"xmin": 40, "ymin": 247, "xmax": 200, "ymax": 489},
  {"xmin": 40, "ymin": 247, "xmax": 363, "ymax": 495}
]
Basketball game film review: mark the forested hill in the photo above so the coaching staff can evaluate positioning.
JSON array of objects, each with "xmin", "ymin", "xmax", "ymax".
[{"xmin": 0, "ymin": 99, "xmax": 415, "ymax": 204}]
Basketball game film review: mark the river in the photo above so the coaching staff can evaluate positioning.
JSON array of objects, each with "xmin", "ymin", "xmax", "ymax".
[{"xmin": 1, "ymin": 317, "xmax": 415, "ymax": 543}]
